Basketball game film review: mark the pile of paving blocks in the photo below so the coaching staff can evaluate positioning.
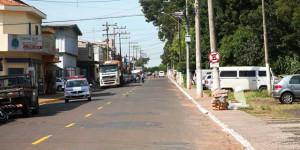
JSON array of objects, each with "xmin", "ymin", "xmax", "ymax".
[{"xmin": 211, "ymin": 89, "xmax": 229, "ymax": 110}]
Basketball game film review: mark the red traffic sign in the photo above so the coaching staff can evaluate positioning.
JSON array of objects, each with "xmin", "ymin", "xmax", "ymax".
[{"xmin": 208, "ymin": 51, "xmax": 220, "ymax": 63}]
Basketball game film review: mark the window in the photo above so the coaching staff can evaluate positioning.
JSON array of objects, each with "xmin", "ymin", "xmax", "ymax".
[
  {"xmin": 66, "ymin": 79, "xmax": 88, "ymax": 87},
  {"xmin": 56, "ymin": 79, "xmax": 61, "ymax": 82},
  {"xmin": 239, "ymin": 71, "xmax": 256, "ymax": 77},
  {"xmin": 35, "ymin": 25, "xmax": 39, "ymax": 35},
  {"xmin": 289, "ymin": 76, "xmax": 300, "ymax": 84},
  {"xmin": 0, "ymin": 61, "xmax": 2, "ymax": 71},
  {"xmin": 258, "ymin": 71, "xmax": 266, "ymax": 77},
  {"xmin": 220, "ymin": 71, "xmax": 237, "ymax": 77}
]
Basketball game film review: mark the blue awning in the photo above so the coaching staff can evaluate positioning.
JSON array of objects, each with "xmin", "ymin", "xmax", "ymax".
[
  {"xmin": 5, "ymin": 58, "xmax": 42, "ymax": 64},
  {"xmin": 6, "ymin": 58, "xmax": 30, "ymax": 63}
]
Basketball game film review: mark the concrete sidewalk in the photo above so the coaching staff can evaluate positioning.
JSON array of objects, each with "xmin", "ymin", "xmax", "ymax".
[
  {"xmin": 169, "ymin": 78, "xmax": 299, "ymax": 150},
  {"xmin": 38, "ymin": 92, "xmax": 64, "ymax": 104}
]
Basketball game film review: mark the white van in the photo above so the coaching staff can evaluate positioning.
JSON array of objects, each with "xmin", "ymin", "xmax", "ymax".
[
  {"xmin": 159, "ymin": 71, "xmax": 165, "ymax": 77},
  {"xmin": 208, "ymin": 66, "xmax": 277, "ymax": 91}
]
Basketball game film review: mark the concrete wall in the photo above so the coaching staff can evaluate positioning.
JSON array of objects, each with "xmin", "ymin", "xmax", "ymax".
[
  {"xmin": 78, "ymin": 42, "xmax": 94, "ymax": 61},
  {"xmin": 0, "ymin": 11, "xmax": 41, "ymax": 35},
  {"xmin": 55, "ymin": 28, "xmax": 78, "ymax": 56}
]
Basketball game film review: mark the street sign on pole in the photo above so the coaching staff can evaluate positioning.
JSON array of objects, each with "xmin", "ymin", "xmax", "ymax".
[
  {"xmin": 210, "ymin": 62, "xmax": 219, "ymax": 68},
  {"xmin": 208, "ymin": 51, "xmax": 220, "ymax": 63}
]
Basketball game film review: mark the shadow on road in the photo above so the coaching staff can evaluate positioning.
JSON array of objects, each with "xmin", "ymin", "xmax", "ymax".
[{"xmin": 0, "ymin": 93, "xmax": 115, "ymax": 125}]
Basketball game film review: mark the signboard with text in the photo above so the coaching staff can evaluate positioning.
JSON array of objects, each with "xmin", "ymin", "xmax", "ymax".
[{"xmin": 8, "ymin": 34, "xmax": 42, "ymax": 51}]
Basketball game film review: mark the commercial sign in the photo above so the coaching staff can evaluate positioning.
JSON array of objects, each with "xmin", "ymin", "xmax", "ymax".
[{"xmin": 8, "ymin": 34, "xmax": 42, "ymax": 51}]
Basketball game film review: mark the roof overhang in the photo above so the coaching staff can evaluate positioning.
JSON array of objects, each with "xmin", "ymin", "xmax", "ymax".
[{"xmin": 0, "ymin": 5, "xmax": 46, "ymax": 19}]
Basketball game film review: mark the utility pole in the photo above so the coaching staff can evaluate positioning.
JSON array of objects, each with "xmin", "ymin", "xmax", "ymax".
[
  {"xmin": 118, "ymin": 31, "xmax": 130, "ymax": 61},
  {"xmin": 185, "ymin": 0, "xmax": 191, "ymax": 89},
  {"xmin": 262, "ymin": 0, "xmax": 272, "ymax": 95},
  {"xmin": 128, "ymin": 42, "xmax": 138, "ymax": 74},
  {"xmin": 208, "ymin": 0, "xmax": 220, "ymax": 90},
  {"xmin": 102, "ymin": 22, "xmax": 117, "ymax": 61},
  {"xmin": 195, "ymin": 0, "xmax": 203, "ymax": 97},
  {"xmin": 178, "ymin": 18, "xmax": 181, "ymax": 62},
  {"xmin": 114, "ymin": 26, "xmax": 127, "ymax": 60}
]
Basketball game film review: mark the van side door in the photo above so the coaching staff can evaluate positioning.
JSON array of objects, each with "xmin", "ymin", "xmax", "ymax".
[
  {"xmin": 239, "ymin": 70, "xmax": 257, "ymax": 90},
  {"xmin": 257, "ymin": 71, "xmax": 267, "ymax": 89}
]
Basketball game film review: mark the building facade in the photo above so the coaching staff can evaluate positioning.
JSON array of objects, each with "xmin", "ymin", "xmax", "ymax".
[
  {"xmin": 43, "ymin": 24, "xmax": 82, "ymax": 77},
  {"xmin": 0, "ymin": 0, "xmax": 51, "ymax": 93},
  {"xmin": 77, "ymin": 41, "xmax": 98, "ymax": 84}
]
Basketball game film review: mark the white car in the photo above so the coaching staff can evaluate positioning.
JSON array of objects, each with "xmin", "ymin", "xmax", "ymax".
[
  {"xmin": 64, "ymin": 76, "xmax": 92, "ymax": 103},
  {"xmin": 56, "ymin": 78, "xmax": 66, "ymax": 91},
  {"xmin": 159, "ymin": 71, "xmax": 165, "ymax": 77}
]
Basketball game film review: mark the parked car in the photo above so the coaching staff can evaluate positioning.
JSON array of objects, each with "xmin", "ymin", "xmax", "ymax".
[
  {"xmin": 147, "ymin": 72, "xmax": 152, "ymax": 76},
  {"xmin": 56, "ymin": 78, "xmax": 66, "ymax": 91},
  {"xmin": 206, "ymin": 66, "xmax": 277, "ymax": 91},
  {"xmin": 272, "ymin": 74, "xmax": 300, "ymax": 104},
  {"xmin": 64, "ymin": 76, "xmax": 92, "ymax": 103},
  {"xmin": 192, "ymin": 69, "xmax": 212, "ymax": 86},
  {"xmin": 204, "ymin": 74, "xmax": 213, "ymax": 90},
  {"xmin": 159, "ymin": 71, "xmax": 165, "ymax": 77}
]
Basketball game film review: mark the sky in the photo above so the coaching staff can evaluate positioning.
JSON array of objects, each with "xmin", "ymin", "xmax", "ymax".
[{"xmin": 23, "ymin": 0, "xmax": 165, "ymax": 67}]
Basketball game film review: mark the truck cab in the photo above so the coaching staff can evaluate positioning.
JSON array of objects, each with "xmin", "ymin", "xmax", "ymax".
[{"xmin": 99, "ymin": 61, "xmax": 121, "ymax": 87}]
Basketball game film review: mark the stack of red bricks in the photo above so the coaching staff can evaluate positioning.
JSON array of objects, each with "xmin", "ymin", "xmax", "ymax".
[{"xmin": 211, "ymin": 89, "xmax": 229, "ymax": 110}]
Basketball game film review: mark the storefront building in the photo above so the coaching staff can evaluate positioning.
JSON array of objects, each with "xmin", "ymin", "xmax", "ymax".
[{"xmin": 0, "ymin": 1, "xmax": 47, "ymax": 88}]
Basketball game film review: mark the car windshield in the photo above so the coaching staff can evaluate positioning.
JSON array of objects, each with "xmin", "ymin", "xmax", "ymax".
[
  {"xmin": 100, "ymin": 64, "xmax": 118, "ymax": 72},
  {"xmin": 66, "ymin": 79, "xmax": 88, "ymax": 87}
]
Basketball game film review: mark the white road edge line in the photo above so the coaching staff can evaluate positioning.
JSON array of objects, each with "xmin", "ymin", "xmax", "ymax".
[{"xmin": 168, "ymin": 77, "xmax": 255, "ymax": 150}]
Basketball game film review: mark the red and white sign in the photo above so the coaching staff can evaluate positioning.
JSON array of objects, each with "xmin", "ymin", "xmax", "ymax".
[{"xmin": 208, "ymin": 51, "xmax": 220, "ymax": 63}]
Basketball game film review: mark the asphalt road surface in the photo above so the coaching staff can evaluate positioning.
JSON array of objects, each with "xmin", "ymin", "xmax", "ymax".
[{"xmin": 0, "ymin": 77, "xmax": 243, "ymax": 150}]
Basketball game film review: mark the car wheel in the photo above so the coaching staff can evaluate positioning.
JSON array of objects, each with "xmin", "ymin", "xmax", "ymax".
[
  {"xmin": 0, "ymin": 109, "xmax": 8, "ymax": 123},
  {"xmin": 57, "ymin": 86, "xmax": 63, "ymax": 91},
  {"xmin": 88, "ymin": 97, "xmax": 92, "ymax": 101},
  {"xmin": 65, "ymin": 99, "xmax": 69, "ymax": 103},
  {"xmin": 21, "ymin": 104, "xmax": 31, "ymax": 117},
  {"xmin": 280, "ymin": 93, "xmax": 294, "ymax": 104},
  {"xmin": 32, "ymin": 100, "xmax": 39, "ymax": 114},
  {"xmin": 259, "ymin": 86, "xmax": 267, "ymax": 91}
]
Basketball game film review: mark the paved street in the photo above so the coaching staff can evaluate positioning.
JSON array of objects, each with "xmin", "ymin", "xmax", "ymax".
[{"xmin": 0, "ymin": 78, "xmax": 242, "ymax": 150}]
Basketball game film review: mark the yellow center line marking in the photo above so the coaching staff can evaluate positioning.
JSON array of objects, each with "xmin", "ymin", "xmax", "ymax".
[
  {"xmin": 84, "ymin": 114, "xmax": 92, "ymax": 117},
  {"xmin": 98, "ymin": 107, "xmax": 103, "ymax": 110},
  {"xmin": 106, "ymin": 102, "xmax": 111, "ymax": 105},
  {"xmin": 65, "ymin": 123, "xmax": 75, "ymax": 128},
  {"xmin": 32, "ymin": 135, "xmax": 52, "ymax": 145}
]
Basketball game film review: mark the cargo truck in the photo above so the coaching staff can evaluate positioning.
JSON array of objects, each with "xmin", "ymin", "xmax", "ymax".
[{"xmin": 99, "ymin": 60, "xmax": 125, "ymax": 87}]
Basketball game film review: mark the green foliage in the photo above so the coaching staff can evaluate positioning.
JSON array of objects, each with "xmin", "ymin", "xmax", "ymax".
[
  {"xmin": 183, "ymin": 73, "xmax": 187, "ymax": 88},
  {"xmin": 136, "ymin": 57, "xmax": 150, "ymax": 68},
  {"xmin": 176, "ymin": 61, "xmax": 196, "ymax": 73},
  {"xmin": 140, "ymin": 0, "xmax": 300, "ymax": 75},
  {"xmin": 144, "ymin": 64, "xmax": 167, "ymax": 73}
]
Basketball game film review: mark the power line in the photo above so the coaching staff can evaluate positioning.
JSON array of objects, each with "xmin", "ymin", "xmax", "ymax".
[{"xmin": 0, "ymin": 14, "xmax": 144, "ymax": 26}]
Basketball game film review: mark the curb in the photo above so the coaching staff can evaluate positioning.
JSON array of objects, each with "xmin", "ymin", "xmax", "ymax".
[
  {"xmin": 168, "ymin": 76, "xmax": 255, "ymax": 150},
  {"xmin": 39, "ymin": 97, "xmax": 63, "ymax": 104}
]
